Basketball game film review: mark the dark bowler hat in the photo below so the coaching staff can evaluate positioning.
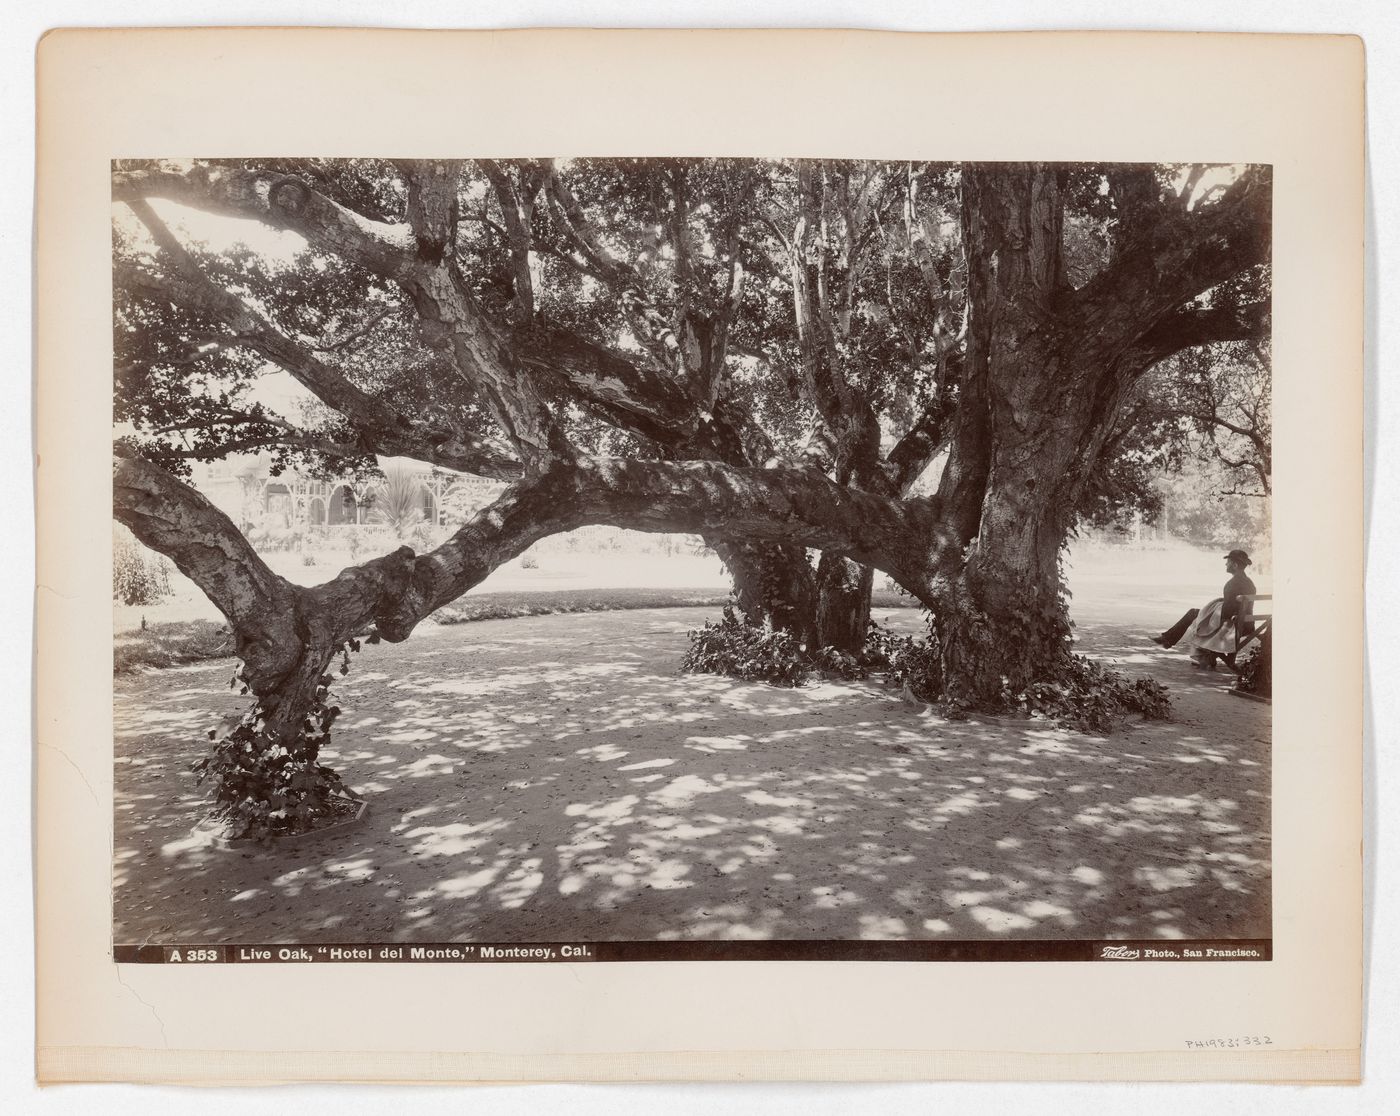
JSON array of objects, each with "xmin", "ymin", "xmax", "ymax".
[{"xmin": 1224, "ymin": 549, "xmax": 1252, "ymax": 566}]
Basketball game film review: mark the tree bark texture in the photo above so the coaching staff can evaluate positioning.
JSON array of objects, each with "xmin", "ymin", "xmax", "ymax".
[
  {"xmin": 814, "ymin": 554, "xmax": 874, "ymax": 654},
  {"xmin": 710, "ymin": 539, "xmax": 818, "ymax": 645}
]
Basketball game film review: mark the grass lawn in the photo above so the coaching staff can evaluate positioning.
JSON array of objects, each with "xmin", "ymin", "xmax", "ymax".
[
  {"xmin": 113, "ymin": 584, "xmax": 923, "ymax": 673},
  {"xmin": 113, "ymin": 619, "xmax": 236, "ymax": 674},
  {"xmin": 435, "ymin": 585, "xmax": 916, "ymax": 624}
]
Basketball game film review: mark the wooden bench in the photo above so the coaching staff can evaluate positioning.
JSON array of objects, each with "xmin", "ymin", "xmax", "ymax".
[
  {"xmin": 1227, "ymin": 594, "xmax": 1273, "ymax": 702},
  {"xmin": 1234, "ymin": 594, "xmax": 1272, "ymax": 656}
]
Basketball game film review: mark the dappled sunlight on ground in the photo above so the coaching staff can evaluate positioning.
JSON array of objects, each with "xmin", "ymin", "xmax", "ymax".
[{"xmin": 114, "ymin": 604, "xmax": 1270, "ymax": 944}]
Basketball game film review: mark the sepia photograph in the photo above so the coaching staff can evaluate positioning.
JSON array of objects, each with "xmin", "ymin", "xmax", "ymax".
[{"xmin": 109, "ymin": 156, "xmax": 1274, "ymax": 956}]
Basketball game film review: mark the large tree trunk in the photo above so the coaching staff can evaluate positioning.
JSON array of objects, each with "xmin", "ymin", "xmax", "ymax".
[
  {"xmin": 934, "ymin": 521, "xmax": 1073, "ymax": 710},
  {"xmin": 926, "ymin": 160, "xmax": 1270, "ymax": 706},
  {"xmin": 710, "ymin": 538, "xmax": 818, "ymax": 645},
  {"xmin": 931, "ymin": 165, "xmax": 1091, "ymax": 706},
  {"xmin": 712, "ymin": 534, "xmax": 878, "ymax": 656},
  {"xmin": 814, "ymin": 553, "xmax": 874, "ymax": 653},
  {"xmin": 932, "ymin": 383, "xmax": 1083, "ymax": 709}
]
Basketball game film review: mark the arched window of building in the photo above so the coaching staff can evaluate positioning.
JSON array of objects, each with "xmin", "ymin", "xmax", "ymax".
[{"xmin": 328, "ymin": 485, "xmax": 358, "ymax": 526}]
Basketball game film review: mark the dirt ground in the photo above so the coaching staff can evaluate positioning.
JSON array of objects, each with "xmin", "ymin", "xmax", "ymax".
[{"xmin": 113, "ymin": 570, "xmax": 1271, "ymax": 945}]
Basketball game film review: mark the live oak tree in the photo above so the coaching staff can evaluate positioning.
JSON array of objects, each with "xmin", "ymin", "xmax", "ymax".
[{"xmin": 112, "ymin": 158, "xmax": 1270, "ymax": 834}]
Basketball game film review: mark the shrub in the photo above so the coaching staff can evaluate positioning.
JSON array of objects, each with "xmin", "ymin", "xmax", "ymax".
[
  {"xmin": 683, "ymin": 608, "xmax": 1169, "ymax": 734},
  {"xmin": 1235, "ymin": 628, "xmax": 1272, "ymax": 698},
  {"xmin": 1018, "ymin": 655, "xmax": 1172, "ymax": 734},
  {"xmin": 114, "ymin": 620, "xmax": 235, "ymax": 673},
  {"xmin": 193, "ymin": 701, "xmax": 357, "ymax": 842},
  {"xmin": 863, "ymin": 621, "xmax": 943, "ymax": 700},
  {"xmin": 683, "ymin": 612, "xmax": 932, "ymax": 691},
  {"xmin": 681, "ymin": 605, "xmax": 808, "ymax": 686},
  {"xmin": 809, "ymin": 644, "xmax": 869, "ymax": 680},
  {"xmin": 113, "ymin": 533, "xmax": 172, "ymax": 606},
  {"xmin": 862, "ymin": 598, "xmax": 1168, "ymax": 731}
]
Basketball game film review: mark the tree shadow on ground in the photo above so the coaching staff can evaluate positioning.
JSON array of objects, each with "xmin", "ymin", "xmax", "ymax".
[{"xmin": 114, "ymin": 608, "xmax": 1270, "ymax": 945}]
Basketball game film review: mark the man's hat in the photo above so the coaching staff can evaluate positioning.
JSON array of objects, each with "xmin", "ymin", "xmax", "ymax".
[{"xmin": 1224, "ymin": 549, "xmax": 1252, "ymax": 566}]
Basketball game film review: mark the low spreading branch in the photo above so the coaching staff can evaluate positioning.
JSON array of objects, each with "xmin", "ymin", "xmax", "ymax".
[
  {"xmin": 113, "ymin": 165, "xmax": 417, "ymax": 279},
  {"xmin": 121, "ymin": 199, "xmax": 523, "ymax": 479},
  {"xmin": 116, "ymin": 448, "xmax": 953, "ymax": 668}
]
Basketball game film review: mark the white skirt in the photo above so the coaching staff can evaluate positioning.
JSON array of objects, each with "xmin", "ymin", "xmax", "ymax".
[{"xmin": 1183, "ymin": 597, "xmax": 1238, "ymax": 655}]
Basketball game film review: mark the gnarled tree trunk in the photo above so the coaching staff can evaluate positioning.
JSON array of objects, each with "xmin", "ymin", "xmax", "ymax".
[
  {"xmin": 814, "ymin": 553, "xmax": 874, "ymax": 654},
  {"xmin": 710, "ymin": 538, "xmax": 818, "ymax": 645}
]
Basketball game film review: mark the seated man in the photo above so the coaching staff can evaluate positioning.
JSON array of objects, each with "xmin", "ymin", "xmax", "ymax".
[{"xmin": 1152, "ymin": 549, "xmax": 1257, "ymax": 671}]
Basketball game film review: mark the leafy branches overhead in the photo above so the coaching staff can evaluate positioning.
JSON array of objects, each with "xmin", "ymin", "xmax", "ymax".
[
  {"xmin": 114, "ymin": 175, "xmax": 518, "ymax": 479},
  {"xmin": 114, "ymin": 158, "xmax": 1269, "ymax": 524},
  {"xmin": 1167, "ymin": 341, "xmax": 1272, "ymax": 497}
]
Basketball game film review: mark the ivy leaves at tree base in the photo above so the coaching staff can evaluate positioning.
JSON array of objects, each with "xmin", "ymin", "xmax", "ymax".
[
  {"xmin": 682, "ymin": 605, "xmax": 1170, "ymax": 735},
  {"xmin": 193, "ymin": 644, "xmax": 367, "ymax": 843},
  {"xmin": 681, "ymin": 605, "xmax": 811, "ymax": 687}
]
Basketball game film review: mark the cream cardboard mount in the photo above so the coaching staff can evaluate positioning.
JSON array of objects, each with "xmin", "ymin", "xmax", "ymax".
[{"xmin": 34, "ymin": 28, "xmax": 1363, "ymax": 1084}]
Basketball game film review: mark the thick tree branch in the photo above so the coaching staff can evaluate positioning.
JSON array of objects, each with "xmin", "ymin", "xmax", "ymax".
[
  {"xmin": 399, "ymin": 262, "xmax": 575, "ymax": 471},
  {"xmin": 375, "ymin": 455, "xmax": 952, "ymax": 639},
  {"xmin": 152, "ymin": 406, "xmax": 369, "ymax": 460},
  {"xmin": 312, "ymin": 307, "xmax": 394, "ymax": 353},
  {"xmin": 122, "ymin": 195, "xmax": 523, "ymax": 478},
  {"xmin": 542, "ymin": 165, "xmax": 677, "ymax": 372},
  {"xmin": 113, "ymin": 450, "xmax": 304, "ymax": 684},
  {"xmin": 118, "ymin": 253, "xmax": 522, "ymax": 480},
  {"xmin": 1132, "ymin": 300, "xmax": 1270, "ymax": 365},
  {"xmin": 1075, "ymin": 165, "xmax": 1272, "ymax": 356},
  {"xmin": 886, "ymin": 396, "xmax": 953, "ymax": 492},
  {"xmin": 782, "ymin": 162, "xmax": 886, "ymax": 487},
  {"xmin": 113, "ymin": 165, "xmax": 416, "ymax": 279},
  {"xmin": 510, "ymin": 323, "xmax": 702, "ymax": 440},
  {"xmin": 117, "ymin": 442, "xmax": 955, "ymax": 680},
  {"xmin": 120, "ymin": 168, "xmax": 570, "ymax": 472},
  {"xmin": 115, "ymin": 450, "xmax": 426, "ymax": 692},
  {"xmin": 543, "ymin": 167, "xmax": 636, "ymax": 287},
  {"xmin": 479, "ymin": 159, "xmax": 540, "ymax": 322},
  {"xmin": 117, "ymin": 167, "xmax": 705, "ymax": 473},
  {"xmin": 396, "ymin": 159, "xmax": 463, "ymax": 265},
  {"xmin": 1204, "ymin": 412, "xmax": 1266, "ymax": 445},
  {"xmin": 1106, "ymin": 165, "xmax": 1161, "ymax": 233}
]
